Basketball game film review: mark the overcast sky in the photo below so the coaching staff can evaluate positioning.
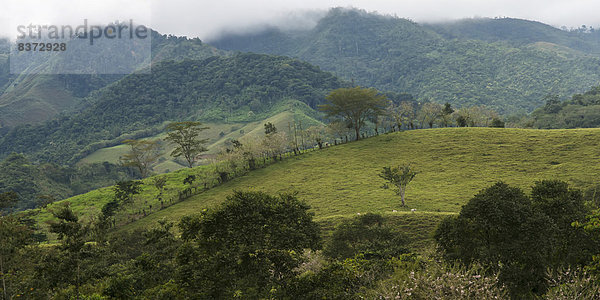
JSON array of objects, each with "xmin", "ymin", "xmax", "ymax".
[{"xmin": 2, "ymin": 0, "xmax": 600, "ymax": 40}]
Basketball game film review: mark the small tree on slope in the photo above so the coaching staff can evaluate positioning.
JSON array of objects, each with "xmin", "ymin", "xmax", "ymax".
[{"xmin": 379, "ymin": 164, "xmax": 417, "ymax": 206}]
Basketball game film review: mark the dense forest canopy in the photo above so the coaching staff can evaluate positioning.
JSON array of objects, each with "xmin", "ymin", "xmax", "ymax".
[{"xmin": 211, "ymin": 8, "xmax": 600, "ymax": 114}]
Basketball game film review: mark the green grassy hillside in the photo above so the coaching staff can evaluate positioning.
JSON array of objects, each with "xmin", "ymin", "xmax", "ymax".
[
  {"xmin": 125, "ymin": 127, "xmax": 600, "ymax": 228},
  {"xmin": 30, "ymin": 128, "xmax": 600, "ymax": 245},
  {"xmin": 79, "ymin": 108, "xmax": 324, "ymax": 173}
]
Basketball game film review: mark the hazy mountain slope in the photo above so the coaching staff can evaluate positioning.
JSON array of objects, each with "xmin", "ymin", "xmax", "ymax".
[
  {"xmin": 0, "ymin": 53, "xmax": 345, "ymax": 164},
  {"xmin": 426, "ymin": 18, "xmax": 600, "ymax": 53},
  {"xmin": 0, "ymin": 32, "xmax": 226, "ymax": 127},
  {"xmin": 211, "ymin": 8, "xmax": 600, "ymax": 113}
]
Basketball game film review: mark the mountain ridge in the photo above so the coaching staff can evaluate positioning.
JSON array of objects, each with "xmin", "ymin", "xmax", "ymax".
[{"xmin": 211, "ymin": 8, "xmax": 600, "ymax": 114}]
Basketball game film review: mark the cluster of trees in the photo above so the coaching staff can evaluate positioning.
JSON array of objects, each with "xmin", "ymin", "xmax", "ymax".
[
  {"xmin": 319, "ymin": 87, "xmax": 505, "ymax": 142},
  {"xmin": 435, "ymin": 180, "xmax": 600, "ymax": 297},
  {"xmin": 0, "ymin": 191, "xmax": 321, "ymax": 299},
  {"xmin": 530, "ymin": 87, "xmax": 600, "ymax": 128},
  {"xmin": 0, "ymin": 189, "xmax": 504, "ymax": 299},
  {"xmin": 0, "ymin": 153, "xmax": 137, "ymax": 213}
]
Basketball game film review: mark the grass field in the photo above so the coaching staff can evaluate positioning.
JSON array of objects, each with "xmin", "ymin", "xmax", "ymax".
[{"xmin": 34, "ymin": 127, "xmax": 600, "ymax": 248}]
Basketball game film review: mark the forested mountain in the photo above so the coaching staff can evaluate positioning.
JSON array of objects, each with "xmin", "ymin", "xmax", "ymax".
[
  {"xmin": 531, "ymin": 85, "xmax": 600, "ymax": 128},
  {"xmin": 211, "ymin": 8, "xmax": 600, "ymax": 114},
  {"xmin": 0, "ymin": 32, "xmax": 226, "ymax": 128},
  {"xmin": 0, "ymin": 53, "xmax": 346, "ymax": 164}
]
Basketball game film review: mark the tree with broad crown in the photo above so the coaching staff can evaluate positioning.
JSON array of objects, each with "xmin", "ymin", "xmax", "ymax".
[
  {"xmin": 320, "ymin": 87, "xmax": 388, "ymax": 140},
  {"xmin": 379, "ymin": 164, "xmax": 417, "ymax": 206},
  {"xmin": 119, "ymin": 139, "xmax": 162, "ymax": 178},
  {"xmin": 164, "ymin": 121, "xmax": 209, "ymax": 168},
  {"xmin": 176, "ymin": 191, "xmax": 321, "ymax": 298}
]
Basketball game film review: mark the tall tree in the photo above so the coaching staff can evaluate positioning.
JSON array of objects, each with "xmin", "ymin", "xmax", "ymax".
[
  {"xmin": 0, "ymin": 215, "xmax": 32, "ymax": 300},
  {"xmin": 320, "ymin": 87, "xmax": 388, "ymax": 140},
  {"xmin": 379, "ymin": 164, "xmax": 417, "ymax": 206},
  {"xmin": 119, "ymin": 139, "xmax": 162, "ymax": 178},
  {"xmin": 48, "ymin": 204, "xmax": 90, "ymax": 300},
  {"xmin": 441, "ymin": 103, "xmax": 454, "ymax": 127},
  {"xmin": 164, "ymin": 122, "xmax": 210, "ymax": 168},
  {"xmin": 399, "ymin": 101, "xmax": 416, "ymax": 129},
  {"xmin": 434, "ymin": 182, "xmax": 557, "ymax": 297},
  {"xmin": 418, "ymin": 102, "xmax": 443, "ymax": 128}
]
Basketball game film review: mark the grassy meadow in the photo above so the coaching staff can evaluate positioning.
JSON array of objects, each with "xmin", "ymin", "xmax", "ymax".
[{"xmin": 33, "ymin": 127, "xmax": 600, "ymax": 247}]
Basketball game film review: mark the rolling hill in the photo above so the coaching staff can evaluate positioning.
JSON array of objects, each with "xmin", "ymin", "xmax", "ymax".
[
  {"xmin": 0, "ymin": 32, "xmax": 226, "ymax": 128},
  {"xmin": 211, "ymin": 8, "xmax": 600, "ymax": 114},
  {"xmin": 30, "ymin": 127, "xmax": 600, "ymax": 245},
  {"xmin": 0, "ymin": 53, "xmax": 346, "ymax": 164}
]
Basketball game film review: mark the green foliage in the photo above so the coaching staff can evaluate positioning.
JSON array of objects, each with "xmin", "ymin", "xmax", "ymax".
[
  {"xmin": 0, "ymin": 31, "xmax": 222, "ymax": 128},
  {"xmin": 175, "ymin": 191, "xmax": 321, "ymax": 298},
  {"xmin": 490, "ymin": 118, "xmax": 506, "ymax": 128},
  {"xmin": 530, "ymin": 180, "xmax": 595, "ymax": 267},
  {"xmin": 320, "ymin": 86, "xmax": 388, "ymax": 140},
  {"xmin": 48, "ymin": 204, "xmax": 91, "ymax": 299},
  {"xmin": 114, "ymin": 181, "xmax": 143, "ymax": 206},
  {"xmin": 152, "ymin": 177, "xmax": 167, "ymax": 196},
  {"xmin": 435, "ymin": 181, "xmax": 596, "ymax": 297},
  {"xmin": 164, "ymin": 122, "xmax": 209, "ymax": 168},
  {"xmin": 379, "ymin": 164, "xmax": 417, "ymax": 206},
  {"xmin": 285, "ymin": 256, "xmax": 382, "ymax": 299},
  {"xmin": 325, "ymin": 213, "xmax": 409, "ymax": 260},
  {"xmin": 0, "ymin": 191, "xmax": 18, "ymax": 212},
  {"xmin": 532, "ymin": 86, "xmax": 600, "ymax": 128},
  {"xmin": 120, "ymin": 139, "xmax": 162, "ymax": 178},
  {"xmin": 0, "ymin": 215, "xmax": 34, "ymax": 300},
  {"xmin": 0, "ymin": 153, "xmax": 136, "ymax": 212},
  {"xmin": 263, "ymin": 122, "xmax": 277, "ymax": 135}
]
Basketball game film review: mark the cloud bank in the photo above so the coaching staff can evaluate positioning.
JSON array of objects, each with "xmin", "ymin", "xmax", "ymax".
[{"xmin": 2, "ymin": 0, "xmax": 600, "ymax": 40}]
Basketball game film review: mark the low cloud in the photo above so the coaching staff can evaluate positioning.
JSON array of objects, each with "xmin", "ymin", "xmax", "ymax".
[{"xmin": 2, "ymin": 0, "xmax": 599, "ymax": 40}]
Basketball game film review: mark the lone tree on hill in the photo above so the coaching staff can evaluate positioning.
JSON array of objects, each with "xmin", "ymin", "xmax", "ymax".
[
  {"xmin": 119, "ymin": 139, "xmax": 162, "ymax": 178},
  {"xmin": 164, "ymin": 121, "xmax": 209, "ymax": 168},
  {"xmin": 320, "ymin": 87, "xmax": 388, "ymax": 140},
  {"xmin": 379, "ymin": 164, "xmax": 417, "ymax": 206}
]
